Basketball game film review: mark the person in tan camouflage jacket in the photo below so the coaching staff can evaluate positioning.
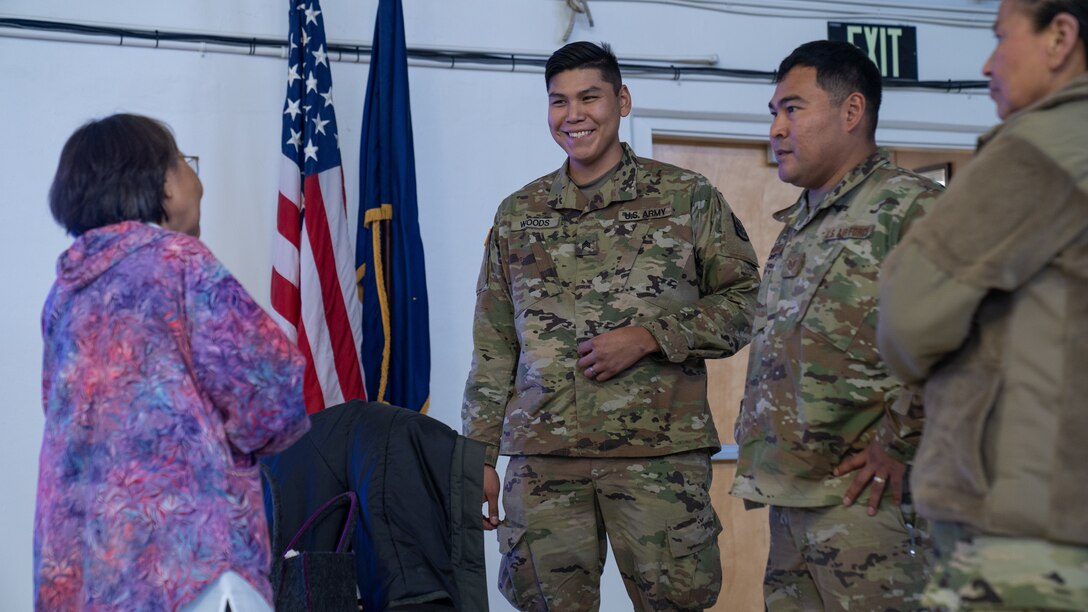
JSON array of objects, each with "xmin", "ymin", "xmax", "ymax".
[
  {"xmin": 879, "ymin": 1, "xmax": 1088, "ymax": 608},
  {"xmin": 463, "ymin": 41, "xmax": 759, "ymax": 611}
]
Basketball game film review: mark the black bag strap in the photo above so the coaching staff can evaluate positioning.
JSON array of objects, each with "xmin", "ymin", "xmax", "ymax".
[{"xmin": 283, "ymin": 491, "xmax": 358, "ymax": 555}]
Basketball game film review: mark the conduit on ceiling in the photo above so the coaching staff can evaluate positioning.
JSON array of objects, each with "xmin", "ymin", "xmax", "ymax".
[{"xmin": 0, "ymin": 17, "xmax": 988, "ymax": 91}]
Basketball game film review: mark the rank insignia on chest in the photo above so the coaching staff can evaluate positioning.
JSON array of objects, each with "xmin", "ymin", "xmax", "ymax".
[
  {"xmin": 783, "ymin": 252, "xmax": 805, "ymax": 278},
  {"xmin": 576, "ymin": 236, "xmax": 599, "ymax": 257}
]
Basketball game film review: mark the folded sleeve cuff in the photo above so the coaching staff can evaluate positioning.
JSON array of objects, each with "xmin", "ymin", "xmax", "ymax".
[
  {"xmin": 482, "ymin": 444, "xmax": 500, "ymax": 467},
  {"xmin": 642, "ymin": 319, "xmax": 689, "ymax": 363}
]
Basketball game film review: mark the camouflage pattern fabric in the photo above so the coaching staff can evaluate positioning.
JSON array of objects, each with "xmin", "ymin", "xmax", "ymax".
[
  {"xmin": 731, "ymin": 150, "xmax": 943, "ymax": 508},
  {"xmin": 766, "ymin": 501, "xmax": 932, "ymax": 611},
  {"xmin": 923, "ymin": 522, "xmax": 1088, "ymax": 611},
  {"xmin": 496, "ymin": 452, "xmax": 722, "ymax": 611},
  {"xmin": 463, "ymin": 143, "xmax": 759, "ymax": 463}
]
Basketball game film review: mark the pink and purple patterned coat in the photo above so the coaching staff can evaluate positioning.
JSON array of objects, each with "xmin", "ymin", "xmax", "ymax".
[{"xmin": 35, "ymin": 221, "xmax": 311, "ymax": 610}]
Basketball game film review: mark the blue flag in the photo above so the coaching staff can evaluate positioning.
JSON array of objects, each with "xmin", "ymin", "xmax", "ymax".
[{"xmin": 356, "ymin": 0, "xmax": 430, "ymax": 412}]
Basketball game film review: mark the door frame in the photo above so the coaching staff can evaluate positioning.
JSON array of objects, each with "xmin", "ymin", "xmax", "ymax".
[{"xmin": 626, "ymin": 108, "xmax": 989, "ymax": 159}]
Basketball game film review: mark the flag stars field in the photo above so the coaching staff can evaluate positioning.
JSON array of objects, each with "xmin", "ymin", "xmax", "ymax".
[
  {"xmin": 313, "ymin": 45, "xmax": 328, "ymax": 67},
  {"xmin": 284, "ymin": 98, "xmax": 301, "ymax": 120}
]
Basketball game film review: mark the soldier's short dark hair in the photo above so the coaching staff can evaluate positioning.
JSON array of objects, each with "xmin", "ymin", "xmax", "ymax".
[
  {"xmin": 1017, "ymin": 0, "xmax": 1088, "ymax": 63},
  {"xmin": 50, "ymin": 113, "xmax": 178, "ymax": 236},
  {"xmin": 776, "ymin": 40, "xmax": 883, "ymax": 140},
  {"xmin": 545, "ymin": 41, "xmax": 623, "ymax": 94}
]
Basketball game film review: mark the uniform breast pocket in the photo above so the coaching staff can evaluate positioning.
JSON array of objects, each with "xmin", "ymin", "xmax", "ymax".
[
  {"xmin": 799, "ymin": 241, "xmax": 880, "ymax": 358},
  {"xmin": 508, "ymin": 232, "xmax": 561, "ymax": 317},
  {"xmin": 622, "ymin": 219, "xmax": 698, "ymax": 309}
]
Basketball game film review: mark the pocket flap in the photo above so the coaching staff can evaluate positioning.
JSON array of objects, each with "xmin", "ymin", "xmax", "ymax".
[
  {"xmin": 666, "ymin": 509, "xmax": 722, "ymax": 558},
  {"xmin": 497, "ymin": 521, "xmax": 527, "ymax": 555}
]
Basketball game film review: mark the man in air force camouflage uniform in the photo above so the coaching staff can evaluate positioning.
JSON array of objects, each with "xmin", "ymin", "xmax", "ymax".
[
  {"xmin": 462, "ymin": 42, "xmax": 759, "ymax": 611},
  {"xmin": 730, "ymin": 41, "xmax": 941, "ymax": 610}
]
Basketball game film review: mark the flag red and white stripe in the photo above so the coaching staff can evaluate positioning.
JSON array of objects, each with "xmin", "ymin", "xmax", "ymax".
[{"xmin": 271, "ymin": 0, "xmax": 365, "ymax": 413}]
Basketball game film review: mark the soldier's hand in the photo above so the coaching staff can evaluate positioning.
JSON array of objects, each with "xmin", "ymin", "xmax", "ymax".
[
  {"xmin": 834, "ymin": 443, "xmax": 906, "ymax": 517},
  {"xmin": 576, "ymin": 326, "xmax": 659, "ymax": 382},
  {"xmin": 482, "ymin": 464, "xmax": 500, "ymax": 530}
]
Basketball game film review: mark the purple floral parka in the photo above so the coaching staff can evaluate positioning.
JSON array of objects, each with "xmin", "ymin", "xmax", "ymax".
[{"xmin": 35, "ymin": 222, "xmax": 310, "ymax": 610}]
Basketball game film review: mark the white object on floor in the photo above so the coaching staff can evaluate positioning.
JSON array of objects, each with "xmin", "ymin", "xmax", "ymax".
[{"xmin": 181, "ymin": 570, "xmax": 273, "ymax": 612}]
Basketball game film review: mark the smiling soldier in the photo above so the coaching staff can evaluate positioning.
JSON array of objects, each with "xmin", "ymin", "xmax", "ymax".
[{"xmin": 462, "ymin": 41, "xmax": 760, "ymax": 611}]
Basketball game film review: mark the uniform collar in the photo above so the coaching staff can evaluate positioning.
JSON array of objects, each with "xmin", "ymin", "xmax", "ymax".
[
  {"xmin": 773, "ymin": 148, "xmax": 890, "ymax": 230},
  {"xmin": 548, "ymin": 142, "xmax": 641, "ymax": 213}
]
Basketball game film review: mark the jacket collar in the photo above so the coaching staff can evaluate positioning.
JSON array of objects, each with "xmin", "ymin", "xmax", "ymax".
[
  {"xmin": 774, "ymin": 148, "xmax": 891, "ymax": 230},
  {"xmin": 978, "ymin": 73, "xmax": 1088, "ymax": 149},
  {"xmin": 548, "ymin": 142, "xmax": 641, "ymax": 213},
  {"xmin": 57, "ymin": 221, "xmax": 169, "ymax": 290}
]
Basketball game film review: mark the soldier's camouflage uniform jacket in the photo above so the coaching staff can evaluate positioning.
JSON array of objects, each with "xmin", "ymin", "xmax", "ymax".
[
  {"xmin": 732, "ymin": 149, "xmax": 942, "ymax": 507},
  {"xmin": 463, "ymin": 144, "xmax": 760, "ymax": 465}
]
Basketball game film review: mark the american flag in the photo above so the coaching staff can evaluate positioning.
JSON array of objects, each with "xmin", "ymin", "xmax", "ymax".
[{"xmin": 271, "ymin": 0, "xmax": 366, "ymax": 413}]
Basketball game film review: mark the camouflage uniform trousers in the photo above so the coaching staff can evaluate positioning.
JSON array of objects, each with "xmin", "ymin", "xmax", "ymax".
[
  {"xmin": 765, "ymin": 500, "xmax": 932, "ymax": 611},
  {"xmin": 496, "ymin": 451, "xmax": 722, "ymax": 611},
  {"xmin": 923, "ymin": 521, "xmax": 1088, "ymax": 611}
]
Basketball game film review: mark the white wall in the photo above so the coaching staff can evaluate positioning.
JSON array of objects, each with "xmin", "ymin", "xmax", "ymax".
[{"xmin": 0, "ymin": 1, "xmax": 999, "ymax": 608}]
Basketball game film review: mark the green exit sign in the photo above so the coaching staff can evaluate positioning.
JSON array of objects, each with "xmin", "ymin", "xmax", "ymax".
[{"xmin": 828, "ymin": 22, "xmax": 919, "ymax": 81}]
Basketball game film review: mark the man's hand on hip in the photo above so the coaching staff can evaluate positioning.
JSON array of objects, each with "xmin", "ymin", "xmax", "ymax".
[{"xmin": 834, "ymin": 442, "xmax": 907, "ymax": 517}]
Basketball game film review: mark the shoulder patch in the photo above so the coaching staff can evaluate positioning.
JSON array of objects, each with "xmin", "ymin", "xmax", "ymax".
[{"xmin": 732, "ymin": 213, "xmax": 751, "ymax": 242}]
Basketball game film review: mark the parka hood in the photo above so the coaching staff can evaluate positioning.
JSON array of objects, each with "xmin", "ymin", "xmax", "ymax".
[{"xmin": 55, "ymin": 221, "xmax": 167, "ymax": 291}]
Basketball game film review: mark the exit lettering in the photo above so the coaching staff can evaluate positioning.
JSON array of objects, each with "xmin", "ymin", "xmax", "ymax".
[
  {"xmin": 847, "ymin": 25, "xmax": 903, "ymax": 78},
  {"xmin": 828, "ymin": 22, "xmax": 919, "ymax": 81}
]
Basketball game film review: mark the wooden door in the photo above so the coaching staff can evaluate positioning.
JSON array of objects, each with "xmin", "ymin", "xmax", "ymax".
[{"xmin": 654, "ymin": 138, "xmax": 799, "ymax": 611}]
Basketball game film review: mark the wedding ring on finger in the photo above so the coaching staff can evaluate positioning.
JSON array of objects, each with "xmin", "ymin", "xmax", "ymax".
[
  {"xmin": 587, "ymin": 366, "xmax": 595, "ymax": 377},
  {"xmin": 872, "ymin": 476, "xmax": 886, "ymax": 484}
]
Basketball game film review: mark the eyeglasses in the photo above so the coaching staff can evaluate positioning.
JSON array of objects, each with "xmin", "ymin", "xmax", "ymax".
[{"xmin": 182, "ymin": 155, "xmax": 200, "ymax": 176}]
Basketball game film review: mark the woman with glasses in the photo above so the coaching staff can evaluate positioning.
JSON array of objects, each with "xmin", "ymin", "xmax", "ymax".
[{"xmin": 35, "ymin": 113, "xmax": 310, "ymax": 611}]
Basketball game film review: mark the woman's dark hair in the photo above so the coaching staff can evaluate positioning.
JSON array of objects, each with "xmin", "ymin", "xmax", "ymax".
[
  {"xmin": 545, "ymin": 41, "xmax": 623, "ymax": 94},
  {"xmin": 1018, "ymin": 0, "xmax": 1088, "ymax": 63},
  {"xmin": 776, "ymin": 40, "xmax": 883, "ymax": 140},
  {"xmin": 49, "ymin": 113, "xmax": 179, "ymax": 236}
]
